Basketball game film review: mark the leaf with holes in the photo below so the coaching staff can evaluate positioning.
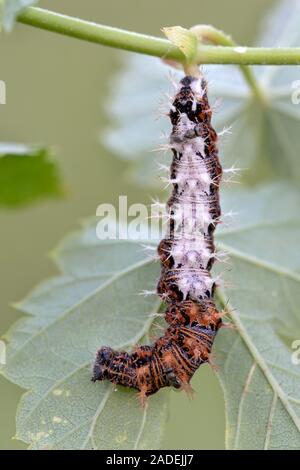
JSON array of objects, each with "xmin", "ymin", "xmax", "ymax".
[
  {"xmin": 1, "ymin": 184, "xmax": 300, "ymax": 449},
  {"xmin": 103, "ymin": 0, "xmax": 300, "ymax": 188}
]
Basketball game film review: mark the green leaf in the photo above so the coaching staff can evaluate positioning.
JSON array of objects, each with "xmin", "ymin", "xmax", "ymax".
[
  {"xmin": 1, "ymin": 221, "xmax": 168, "ymax": 450},
  {"xmin": 0, "ymin": 143, "xmax": 63, "ymax": 208},
  {"xmin": 103, "ymin": 0, "xmax": 300, "ymax": 188},
  {"xmin": 2, "ymin": 184, "xmax": 300, "ymax": 449},
  {"xmin": 0, "ymin": 0, "xmax": 38, "ymax": 32},
  {"xmin": 214, "ymin": 184, "xmax": 300, "ymax": 449}
]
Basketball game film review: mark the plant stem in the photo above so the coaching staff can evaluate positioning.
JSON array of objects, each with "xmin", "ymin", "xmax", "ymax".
[
  {"xmin": 17, "ymin": 7, "xmax": 185, "ymax": 61},
  {"xmin": 191, "ymin": 25, "xmax": 264, "ymax": 102},
  {"xmin": 17, "ymin": 7, "xmax": 300, "ymax": 66}
]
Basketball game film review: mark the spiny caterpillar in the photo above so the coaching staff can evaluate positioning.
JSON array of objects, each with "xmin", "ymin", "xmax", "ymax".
[{"xmin": 93, "ymin": 74, "xmax": 223, "ymax": 403}]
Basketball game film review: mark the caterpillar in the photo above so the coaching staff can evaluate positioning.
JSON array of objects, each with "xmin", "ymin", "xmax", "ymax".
[{"xmin": 93, "ymin": 74, "xmax": 223, "ymax": 404}]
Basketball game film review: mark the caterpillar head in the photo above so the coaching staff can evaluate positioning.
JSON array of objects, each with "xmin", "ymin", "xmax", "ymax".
[{"xmin": 92, "ymin": 346, "xmax": 115, "ymax": 382}]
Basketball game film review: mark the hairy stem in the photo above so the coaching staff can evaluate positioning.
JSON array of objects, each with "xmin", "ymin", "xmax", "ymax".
[{"xmin": 17, "ymin": 7, "xmax": 300, "ymax": 67}]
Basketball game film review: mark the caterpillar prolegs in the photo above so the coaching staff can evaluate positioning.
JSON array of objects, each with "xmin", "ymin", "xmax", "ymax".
[{"xmin": 93, "ymin": 74, "xmax": 223, "ymax": 402}]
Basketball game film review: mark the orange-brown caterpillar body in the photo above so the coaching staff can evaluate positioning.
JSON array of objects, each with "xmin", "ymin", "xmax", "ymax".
[{"xmin": 93, "ymin": 75, "xmax": 223, "ymax": 400}]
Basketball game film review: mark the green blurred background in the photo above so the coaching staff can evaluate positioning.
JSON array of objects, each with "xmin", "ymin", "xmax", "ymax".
[{"xmin": 0, "ymin": 0, "xmax": 275, "ymax": 450}]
